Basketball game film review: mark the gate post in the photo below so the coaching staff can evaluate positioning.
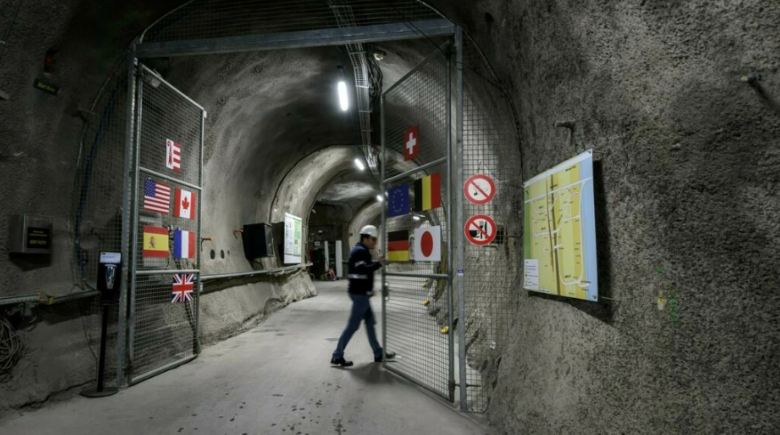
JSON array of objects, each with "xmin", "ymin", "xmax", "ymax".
[
  {"xmin": 454, "ymin": 26, "xmax": 468, "ymax": 412},
  {"xmin": 117, "ymin": 39, "xmax": 139, "ymax": 389}
]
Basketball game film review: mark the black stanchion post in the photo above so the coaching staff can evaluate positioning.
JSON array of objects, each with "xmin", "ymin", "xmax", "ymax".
[{"xmin": 82, "ymin": 252, "xmax": 121, "ymax": 398}]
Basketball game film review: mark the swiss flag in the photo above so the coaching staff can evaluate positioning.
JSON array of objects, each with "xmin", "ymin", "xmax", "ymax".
[
  {"xmin": 174, "ymin": 188, "xmax": 196, "ymax": 220},
  {"xmin": 403, "ymin": 125, "xmax": 419, "ymax": 161}
]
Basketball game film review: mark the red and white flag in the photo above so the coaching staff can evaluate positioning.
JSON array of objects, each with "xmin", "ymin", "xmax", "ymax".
[
  {"xmin": 403, "ymin": 125, "xmax": 419, "ymax": 161},
  {"xmin": 174, "ymin": 188, "xmax": 196, "ymax": 220},
  {"xmin": 414, "ymin": 226, "xmax": 441, "ymax": 262},
  {"xmin": 166, "ymin": 139, "xmax": 181, "ymax": 172}
]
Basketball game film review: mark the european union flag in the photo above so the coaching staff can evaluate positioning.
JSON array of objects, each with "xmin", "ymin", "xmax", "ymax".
[{"xmin": 388, "ymin": 184, "xmax": 410, "ymax": 218}]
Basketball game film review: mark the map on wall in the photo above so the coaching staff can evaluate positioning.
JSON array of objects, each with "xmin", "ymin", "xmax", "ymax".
[
  {"xmin": 523, "ymin": 150, "xmax": 599, "ymax": 301},
  {"xmin": 284, "ymin": 213, "xmax": 303, "ymax": 264}
]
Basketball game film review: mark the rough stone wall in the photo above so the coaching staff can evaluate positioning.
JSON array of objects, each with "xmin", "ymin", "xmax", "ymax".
[
  {"xmin": 428, "ymin": 0, "xmax": 780, "ymax": 433},
  {"xmin": 0, "ymin": 0, "xmax": 183, "ymax": 418}
]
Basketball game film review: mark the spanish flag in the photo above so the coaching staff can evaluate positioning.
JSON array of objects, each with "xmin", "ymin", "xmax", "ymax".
[
  {"xmin": 143, "ymin": 225, "xmax": 169, "ymax": 258},
  {"xmin": 414, "ymin": 173, "xmax": 441, "ymax": 211},
  {"xmin": 387, "ymin": 230, "xmax": 410, "ymax": 262}
]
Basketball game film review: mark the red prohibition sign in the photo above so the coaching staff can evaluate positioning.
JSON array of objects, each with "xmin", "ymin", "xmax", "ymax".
[
  {"xmin": 465, "ymin": 215, "xmax": 497, "ymax": 246},
  {"xmin": 464, "ymin": 174, "xmax": 496, "ymax": 205}
]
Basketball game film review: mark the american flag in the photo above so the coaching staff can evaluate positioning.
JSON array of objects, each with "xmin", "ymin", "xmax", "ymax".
[
  {"xmin": 172, "ymin": 273, "xmax": 194, "ymax": 303},
  {"xmin": 166, "ymin": 139, "xmax": 181, "ymax": 172},
  {"xmin": 144, "ymin": 178, "xmax": 170, "ymax": 214}
]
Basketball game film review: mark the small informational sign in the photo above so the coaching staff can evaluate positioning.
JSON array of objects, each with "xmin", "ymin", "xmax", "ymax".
[
  {"xmin": 464, "ymin": 215, "xmax": 497, "ymax": 246},
  {"xmin": 26, "ymin": 227, "xmax": 51, "ymax": 250},
  {"xmin": 284, "ymin": 213, "xmax": 303, "ymax": 264},
  {"xmin": 33, "ymin": 79, "xmax": 59, "ymax": 95},
  {"xmin": 464, "ymin": 174, "xmax": 496, "ymax": 205},
  {"xmin": 99, "ymin": 252, "xmax": 121, "ymax": 264},
  {"xmin": 403, "ymin": 125, "xmax": 419, "ymax": 161},
  {"xmin": 523, "ymin": 259, "xmax": 539, "ymax": 291}
]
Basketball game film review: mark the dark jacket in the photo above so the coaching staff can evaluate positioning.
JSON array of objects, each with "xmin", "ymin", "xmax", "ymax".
[{"xmin": 347, "ymin": 242, "xmax": 381, "ymax": 295}]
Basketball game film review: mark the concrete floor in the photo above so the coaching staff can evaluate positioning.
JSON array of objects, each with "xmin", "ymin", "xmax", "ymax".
[{"xmin": 0, "ymin": 281, "xmax": 489, "ymax": 435}]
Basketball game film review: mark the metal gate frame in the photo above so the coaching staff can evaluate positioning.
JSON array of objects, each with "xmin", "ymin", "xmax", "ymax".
[
  {"xmin": 110, "ymin": 2, "xmax": 470, "ymax": 391},
  {"xmin": 124, "ymin": 64, "xmax": 206, "ymax": 385},
  {"xmin": 380, "ymin": 42, "xmax": 455, "ymax": 402}
]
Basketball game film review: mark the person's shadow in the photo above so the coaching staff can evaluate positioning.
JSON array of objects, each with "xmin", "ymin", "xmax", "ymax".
[{"xmin": 347, "ymin": 363, "xmax": 400, "ymax": 385}]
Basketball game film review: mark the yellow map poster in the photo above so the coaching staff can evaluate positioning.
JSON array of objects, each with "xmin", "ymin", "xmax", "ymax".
[{"xmin": 523, "ymin": 150, "xmax": 599, "ymax": 301}]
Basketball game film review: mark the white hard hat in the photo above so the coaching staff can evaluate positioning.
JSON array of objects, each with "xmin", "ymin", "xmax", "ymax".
[{"xmin": 360, "ymin": 225, "xmax": 379, "ymax": 239}]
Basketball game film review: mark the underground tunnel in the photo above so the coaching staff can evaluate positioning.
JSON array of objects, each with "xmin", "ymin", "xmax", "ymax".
[{"xmin": 1, "ymin": 1, "xmax": 779, "ymax": 434}]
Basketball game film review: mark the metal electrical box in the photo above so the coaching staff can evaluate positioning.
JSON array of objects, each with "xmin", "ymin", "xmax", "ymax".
[
  {"xmin": 241, "ymin": 223, "xmax": 274, "ymax": 260},
  {"xmin": 8, "ymin": 214, "xmax": 53, "ymax": 254}
]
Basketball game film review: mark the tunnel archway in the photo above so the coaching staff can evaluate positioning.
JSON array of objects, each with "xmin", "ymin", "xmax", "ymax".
[{"xmin": 67, "ymin": 0, "xmax": 523, "ymax": 413}]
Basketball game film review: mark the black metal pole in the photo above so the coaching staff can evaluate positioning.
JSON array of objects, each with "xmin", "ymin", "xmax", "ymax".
[{"xmin": 81, "ymin": 303, "xmax": 118, "ymax": 398}]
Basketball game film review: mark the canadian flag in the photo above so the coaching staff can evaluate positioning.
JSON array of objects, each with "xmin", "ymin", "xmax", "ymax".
[{"xmin": 174, "ymin": 188, "xmax": 196, "ymax": 220}]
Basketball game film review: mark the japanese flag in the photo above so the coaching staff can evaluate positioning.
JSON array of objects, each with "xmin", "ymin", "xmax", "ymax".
[
  {"xmin": 414, "ymin": 226, "xmax": 441, "ymax": 262},
  {"xmin": 174, "ymin": 188, "xmax": 196, "ymax": 220}
]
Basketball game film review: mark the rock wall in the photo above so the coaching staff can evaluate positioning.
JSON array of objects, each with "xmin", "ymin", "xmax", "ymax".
[{"xmin": 427, "ymin": 0, "xmax": 780, "ymax": 433}]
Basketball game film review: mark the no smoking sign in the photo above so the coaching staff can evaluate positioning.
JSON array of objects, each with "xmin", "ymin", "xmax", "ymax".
[
  {"xmin": 465, "ymin": 215, "xmax": 497, "ymax": 246},
  {"xmin": 464, "ymin": 174, "xmax": 496, "ymax": 205}
]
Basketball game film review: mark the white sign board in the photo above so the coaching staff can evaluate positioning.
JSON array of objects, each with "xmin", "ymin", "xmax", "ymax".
[{"xmin": 284, "ymin": 213, "xmax": 303, "ymax": 264}]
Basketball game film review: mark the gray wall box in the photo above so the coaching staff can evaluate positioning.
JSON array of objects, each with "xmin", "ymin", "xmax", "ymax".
[{"xmin": 8, "ymin": 214, "xmax": 53, "ymax": 254}]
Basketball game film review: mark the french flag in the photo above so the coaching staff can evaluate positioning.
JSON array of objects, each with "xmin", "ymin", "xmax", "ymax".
[{"xmin": 173, "ymin": 230, "xmax": 196, "ymax": 259}]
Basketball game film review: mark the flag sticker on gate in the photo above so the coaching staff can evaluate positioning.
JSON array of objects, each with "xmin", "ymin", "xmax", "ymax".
[
  {"xmin": 166, "ymin": 139, "xmax": 181, "ymax": 172},
  {"xmin": 387, "ymin": 230, "xmax": 410, "ymax": 262},
  {"xmin": 414, "ymin": 226, "xmax": 441, "ymax": 262},
  {"xmin": 174, "ymin": 188, "xmax": 196, "ymax": 219},
  {"xmin": 172, "ymin": 273, "xmax": 195, "ymax": 303},
  {"xmin": 414, "ymin": 173, "xmax": 441, "ymax": 211},
  {"xmin": 173, "ymin": 229, "xmax": 196, "ymax": 259},
  {"xmin": 143, "ymin": 226, "xmax": 169, "ymax": 257},
  {"xmin": 403, "ymin": 125, "xmax": 419, "ymax": 161},
  {"xmin": 143, "ymin": 178, "xmax": 170, "ymax": 214}
]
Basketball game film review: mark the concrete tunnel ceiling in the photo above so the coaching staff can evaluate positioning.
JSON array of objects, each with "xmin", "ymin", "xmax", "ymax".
[{"xmin": 144, "ymin": 38, "xmax": 447, "ymax": 239}]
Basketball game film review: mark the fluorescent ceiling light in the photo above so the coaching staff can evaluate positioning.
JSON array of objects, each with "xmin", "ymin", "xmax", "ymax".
[
  {"xmin": 354, "ymin": 158, "xmax": 365, "ymax": 171},
  {"xmin": 376, "ymin": 194, "xmax": 383, "ymax": 202},
  {"xmin": 338, "ymin": 81, "xmax": 349, "ymax": 111},
  {"xmin": 413, "ymin": 216, "xmax": 420, "ymax": 221}
]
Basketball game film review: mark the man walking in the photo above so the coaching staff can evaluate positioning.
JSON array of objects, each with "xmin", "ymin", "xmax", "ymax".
[{"xmin": 331, "ymin": 225, "xmax": 395, "ymax": 367}]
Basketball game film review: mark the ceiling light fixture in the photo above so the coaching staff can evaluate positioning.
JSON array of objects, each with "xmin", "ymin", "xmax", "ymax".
[
  {"xmin": 413, "ymin": 216, "xmax": 420, "ymax": 221},
  {"xmin": 338, "ymin": 81, "xmax": 349, "ymax": 111},
  {"xmin": 354, "ymin": 158, "xmax": 365, "ymax": 171},
  {"xmin": 376, "ymin": 194, "xmax": 383, "ymax": 202}
]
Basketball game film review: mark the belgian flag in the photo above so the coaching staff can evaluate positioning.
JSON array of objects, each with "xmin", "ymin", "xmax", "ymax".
[
  {"xmin": 414, "ymin": 173, "xmax": 441, "ymax": 211},
  {"xmin": 387, "ymin": 230, "xmax": 410, "ymax": 262}
]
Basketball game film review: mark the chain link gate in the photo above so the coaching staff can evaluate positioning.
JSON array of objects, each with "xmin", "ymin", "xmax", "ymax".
[
  {"xmin": 128, "ymin": 64, "xmax": 205, "ymax": 384},
  {"xmin": 380, "ymin": 45, "xmax": 454, "ymax": 401}
]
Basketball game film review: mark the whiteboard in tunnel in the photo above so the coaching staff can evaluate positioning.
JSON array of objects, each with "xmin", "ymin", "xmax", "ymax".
[{"xmin": 284, "ymin": 213, "xmax": 302, "ymax": 264}]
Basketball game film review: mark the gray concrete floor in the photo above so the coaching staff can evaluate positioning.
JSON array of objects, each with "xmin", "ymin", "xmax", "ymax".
[{"xmin": 0, "ymin": 281, "xmax": 489, "ymax": 435}]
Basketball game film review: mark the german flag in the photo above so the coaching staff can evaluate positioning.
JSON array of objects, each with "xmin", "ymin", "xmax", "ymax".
[
  {"xmin": 387, "ymin": 230, "xmax": 410, "ymax": 262},
  {"xmin": 414, "ymin": 173, "xmax": 441, "ymax": 211},
  {"xmin": 143, "ymin": 225, "xmax": 169, "ymax": 258}
]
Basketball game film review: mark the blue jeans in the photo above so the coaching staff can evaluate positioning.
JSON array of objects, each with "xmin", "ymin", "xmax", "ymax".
[{"xmin": 333, "ymin": 294, "xmax": 382, "ymax": 359}]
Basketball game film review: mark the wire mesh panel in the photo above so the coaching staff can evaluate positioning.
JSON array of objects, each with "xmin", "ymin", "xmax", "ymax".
[
  {"xmin": 70, "ymin": 54, "xmax": 133, "ymax": 385},
  {"xmin": 129, "ymin": 65, "xmax": 205, "ymax": 384},
  {"xmin": 142, "ymin": 0, "xmax": 442, "ymax": 43},
  {"xmin": 457, "ymin": 34, "xmax": 523, "ymax": 412},
  {"xmin": 381, "ymin": 46, "xmax": 452, "ymax": 401}
]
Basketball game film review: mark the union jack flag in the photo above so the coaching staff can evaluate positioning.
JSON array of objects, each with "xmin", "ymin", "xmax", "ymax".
[{"xmin": 172, "ymin": 273, "xmax": 195, "ymax": 303}]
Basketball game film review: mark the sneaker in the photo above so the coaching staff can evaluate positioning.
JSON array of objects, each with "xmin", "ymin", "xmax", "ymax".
[
  {"xmin": 331, "ymin": 357, "xmax": 354, "ymax": 367},
  {"xmin": 374, "ymin": 351, "xmax": 396, "ymax": 363}
]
